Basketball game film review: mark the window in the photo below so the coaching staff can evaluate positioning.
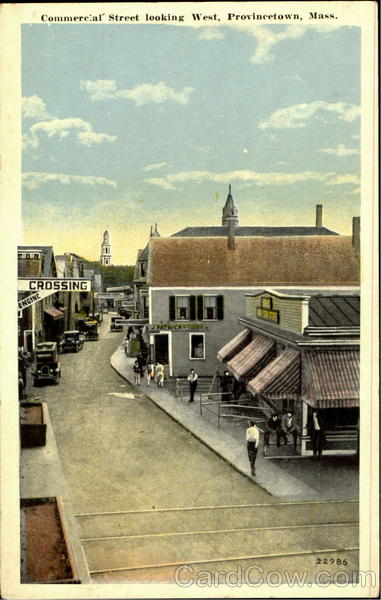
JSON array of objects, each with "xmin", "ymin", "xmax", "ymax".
[
  {"xmin": 177, "ymin": 296, "xmax": 190, "ymax": 320},
  {"xmin": 34, "ymin": 254, "xmax": 39, "ymax": 259},
  {"xmin": 169, "ymin": 295, "xmax": 224, "ymax": 321},
  {"xmin": 282, "ymin": 398, "xmax": 295, "ymax": 412},
  {"xmin": 203, "ymin": 296, "xmax": 217, "ymax": 320},
  {"xmin": 257, "ymin": 296, "xmax": 279, "ymax": 323},
  {"xmin": 190, "ymin": 333, "xmax": 205, "ymax": 359}
]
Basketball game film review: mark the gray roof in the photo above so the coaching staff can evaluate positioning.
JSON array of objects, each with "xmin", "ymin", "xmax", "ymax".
[
  {"xmin": 308, "ymin": 296, "xmax": 360, "ymax": 327},
  {"xmin": 172, "ymin": 226, "xmax": 338, "ymax": 237}
]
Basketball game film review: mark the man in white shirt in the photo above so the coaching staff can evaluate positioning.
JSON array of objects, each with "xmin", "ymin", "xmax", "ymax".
[
  {"xmin": 246, "ymin": 420, "xmax": 260, "ymax": 476},
  {"xmin": 187, "ymin": 368, "xmax": 198, "ymax": 403}
]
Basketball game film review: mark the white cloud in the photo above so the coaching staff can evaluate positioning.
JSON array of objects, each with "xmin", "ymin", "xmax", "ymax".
[
  {"xmin": 144, "ymin": 169, "xmax": 360, "ymax": 190},
  {"xmin": 22, "ymin": 172, "xmax": 117, "ymax": 190},
  {"xmin": 81, "ymin": 79, "xmax": 194, "ymax": 105},
  {"xmin": 229, "ymin": 23, "xmax": 341, "ymax": 65},
  {"xmin": 258, "ymin": 101, "xmax": 360, "ymax": 130},
  {"xmin": 198, "ymin": 28, "xmax": 224, "ymax": 40},
  {"xmin": 25, "ymin": 118, "xmax": 116, "ymax": 148},
  {"xmin": 77, "ymin": 130, "xmax": 117, "ymax": 147},
  {"xmin": 248, "ymin": 25, "xmax": 305, "ymax": 64},
  {"xmin": 22, "ymin": 95, "xmax": 52, "ymax": 120},
  {"xmin": 22, "ymin": 133, "xmax": 39, "ymax": 150},
  {"xmin": 80, "ymin": 79, "xmax": 118, "ymax": 101},
  {"xmin": 326, "ymin": 174, "xmax": 360, "ymax": 186},
  {"xmin": 319, "ymin": 144, "xmax": 359, "ymax": 157},
  {"xmin": 144, "ymin": 162, "xmax": 169, "ymax": 172}
]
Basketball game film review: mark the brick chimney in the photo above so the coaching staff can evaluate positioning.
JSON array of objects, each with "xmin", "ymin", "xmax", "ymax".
[
  {"xmin": 316, "ymin": 204, "xmax": 323, "ymax": 227},
  {"xmin": 352, "ymin": 217, "xmax": 360, "ymax": 255}
]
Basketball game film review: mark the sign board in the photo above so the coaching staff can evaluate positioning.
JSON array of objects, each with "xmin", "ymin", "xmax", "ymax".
[
  {"xmin": 150, "ymin": 323, "xmax": 209, "ymax": 331},
  {"xmin": 18, "ymin": 278, "xmax": 92, "ymax": 292},
  {"xmin": 17, "ymin": 278, "xmax": 92, "ymax": 311},
  {"xmin": 96, "ymin": 293, "xmax": 124, "ymax": 300},
  {"xmin": 115, "ymin": 319, "xmax": 148, "ymax": 326}
]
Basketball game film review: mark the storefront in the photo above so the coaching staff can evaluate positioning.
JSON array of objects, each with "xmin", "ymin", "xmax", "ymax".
[{"xmin": 218, "ymin": 288, "xmax": 360, "ymax": 455}]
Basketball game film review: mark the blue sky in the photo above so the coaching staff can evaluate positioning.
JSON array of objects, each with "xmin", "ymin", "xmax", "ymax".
[{"xmin": 22, "ymin": 23, "xmax": 360, "ymax": 263}]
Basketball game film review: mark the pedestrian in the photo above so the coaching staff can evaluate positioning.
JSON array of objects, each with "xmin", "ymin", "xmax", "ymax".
[
  {"xmin": 307, "ymin": 409, "xmax": 326, "ymax": 459},
  {"xmin": 187, "ymin": 368, "xmax": 198, "ymax": 403},
  {"xmin": 281, "ymin": 409, "xmax": 299, "ymax": 450},
  {"xmin": 246, "ymin": 420, "xmax": 260, "ymax": 476},
  {"xmin": 133, "ymin": 359, "xmax": 141, "ymax": 385},
  {"xmin": 156, "ymin": 362, "xmax": 164, "ymax": 388},
  {"xmin": 145, "ymin": 362, "xmax": 154, "ymax": 386},
  {"xmin": 233, "ymin": 378, "xmax": 244, "ymax": 403},
  {"xmin": 220, "ymin": 370, "xmax": 233, "ymax": 402},
  {"xmin": 137, "ymin": 351, "xmax": 146, "ymax": 370},
  {"xmin": 264, "ymin": 413, "xmax": 287, "ymax": 448}
]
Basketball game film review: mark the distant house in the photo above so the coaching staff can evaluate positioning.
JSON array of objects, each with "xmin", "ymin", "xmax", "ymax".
[
  {"xmin": 18, "ymin": 246, "xmax": 60, "ymax": 349},
  {"xmin": 218, "ymin": 288, "xmax": 360, "ymax": 455},
  {"xmin": 133, "ymin": 224, "xmax": 159, "ymax": 321},
  {"xmin": 130, "ymin": 188, "xmax": 360, "ymax": 377},
  {"xmin": 146, "ymin": 233, "xmax": 360, "ymax": 377}
]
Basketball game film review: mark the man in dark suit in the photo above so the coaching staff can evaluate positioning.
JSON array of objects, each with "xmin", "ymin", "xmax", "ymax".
[
  {"xmin": 264, "ymin": 413, "xmax": 287, "ymax": 447},
  {"xmin": 307, "ymin": 409, "xmax": 326, "ymax": 459},
  {"xmin": 281, "ymin": 410, "xmax": 299, "ymax": 450}
]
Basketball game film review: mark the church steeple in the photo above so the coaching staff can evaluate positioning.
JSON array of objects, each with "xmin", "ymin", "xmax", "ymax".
[
  {"xmin": 222, "ymin": 185, "xmax": 239, "ymax": 227},
  {"xmin": 150, "ymin": 223, "xmax": 160, "ymax": 238},
  {"xmin": 100, "ymin": 230, "xmax": 112, "ymax": 266}
]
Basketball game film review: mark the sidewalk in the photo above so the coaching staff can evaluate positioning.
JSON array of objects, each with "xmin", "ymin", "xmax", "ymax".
[
  {"xmin": 20, "ymin": 402, "xmax": 91, "ymax": 583},
  {"xmin": 112, "ymin": 346, "xmax": 359, "ymax": 501}
]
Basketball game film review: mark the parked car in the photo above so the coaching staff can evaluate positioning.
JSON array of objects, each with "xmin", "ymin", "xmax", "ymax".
[
  {"xmin": 83, "ymin": 320, "xmax": 99, "ymax": 341},
  {"xmin": 61, "ymin": 330, "xmax": 85, "ymax": 353},
  {"xmin": 31, "ymin": 342, "xmax": 61, "ymax": 386},
  {"xmin": 110, "ymin": 316, "xmax": 123, "ymax": 332}
]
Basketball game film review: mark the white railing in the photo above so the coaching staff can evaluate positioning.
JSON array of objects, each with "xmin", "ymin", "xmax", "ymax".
[{"xmin": 200, "ymin": 393, "xmax": 270, "ymax": 429}]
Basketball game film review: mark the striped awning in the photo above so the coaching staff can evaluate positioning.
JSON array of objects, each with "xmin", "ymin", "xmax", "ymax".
[
  {"xmin": 227, "ymin": 333, "xmax": 275, "ymax": 381},
  {"xmin": 217, "ymin": 328, "xmax": 252, "ymax": 362},
  {"xmin": 305, "ymin": 350, "xmax": 359, "ymax": 408},
  {"xmin": 247, "ymin": 348, "xmax": 301, "ymax": 399}
]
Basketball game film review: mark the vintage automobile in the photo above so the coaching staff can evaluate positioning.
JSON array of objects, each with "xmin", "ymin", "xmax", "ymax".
[
  {"xmin": 110, "ymin": 316, "xmax": 124, "ymax": 332},
  {"xmin": 83, "ymin": 320, "xmax": 99, "ymax": 341},
  {"xmin": 61, "ymin": 330, "xmax": 85, "ymax": 353},
  {"xmin": 31, "ymin": 342, "xmax": 61, "ymax": 386}
]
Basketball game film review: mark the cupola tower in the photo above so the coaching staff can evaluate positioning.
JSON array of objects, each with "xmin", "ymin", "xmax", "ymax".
[{"xmin": 100, "ymin": 230, "xmax": 111, "ymax": 265}]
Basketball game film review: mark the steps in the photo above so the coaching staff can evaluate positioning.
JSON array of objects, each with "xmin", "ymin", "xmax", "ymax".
[{"xmin": 75, "ymin": 500, "xmax": 359, "ymax": 580}]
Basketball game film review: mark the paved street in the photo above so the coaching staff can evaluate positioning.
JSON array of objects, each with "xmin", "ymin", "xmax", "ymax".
[{"xmin": 20, "ymin": 314, "xmax": 359, "ymax": 585}]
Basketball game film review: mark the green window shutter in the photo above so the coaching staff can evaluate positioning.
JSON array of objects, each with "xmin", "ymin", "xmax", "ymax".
[
  {"xmin": 169, "ymin": 296, "xmax": 176, "ymax": 321},
  {"xmin": 197, "ymin": 295, "xmax": 204, "ymax": 320},
  {"xmin": 217, "ymin": 295, "xmax": 224, "ymax": 320},
  {"xmin": 189, "ymin": 296, "xmax": 196, "ymax": 320}
]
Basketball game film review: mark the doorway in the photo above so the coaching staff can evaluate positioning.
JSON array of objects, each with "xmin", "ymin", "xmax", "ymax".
[{"xmin": 154, "ymin": 334, "xmax": 169, "ymax": 365}]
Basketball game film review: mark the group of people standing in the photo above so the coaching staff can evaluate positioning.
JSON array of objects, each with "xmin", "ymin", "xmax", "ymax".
[
  {"xmin": 132, "ymin": 353, "xmax": 164, "ymax": 388},
  {"xmin": 246, "ymin": 408, "xmax": 327, "ymax": 476}
]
